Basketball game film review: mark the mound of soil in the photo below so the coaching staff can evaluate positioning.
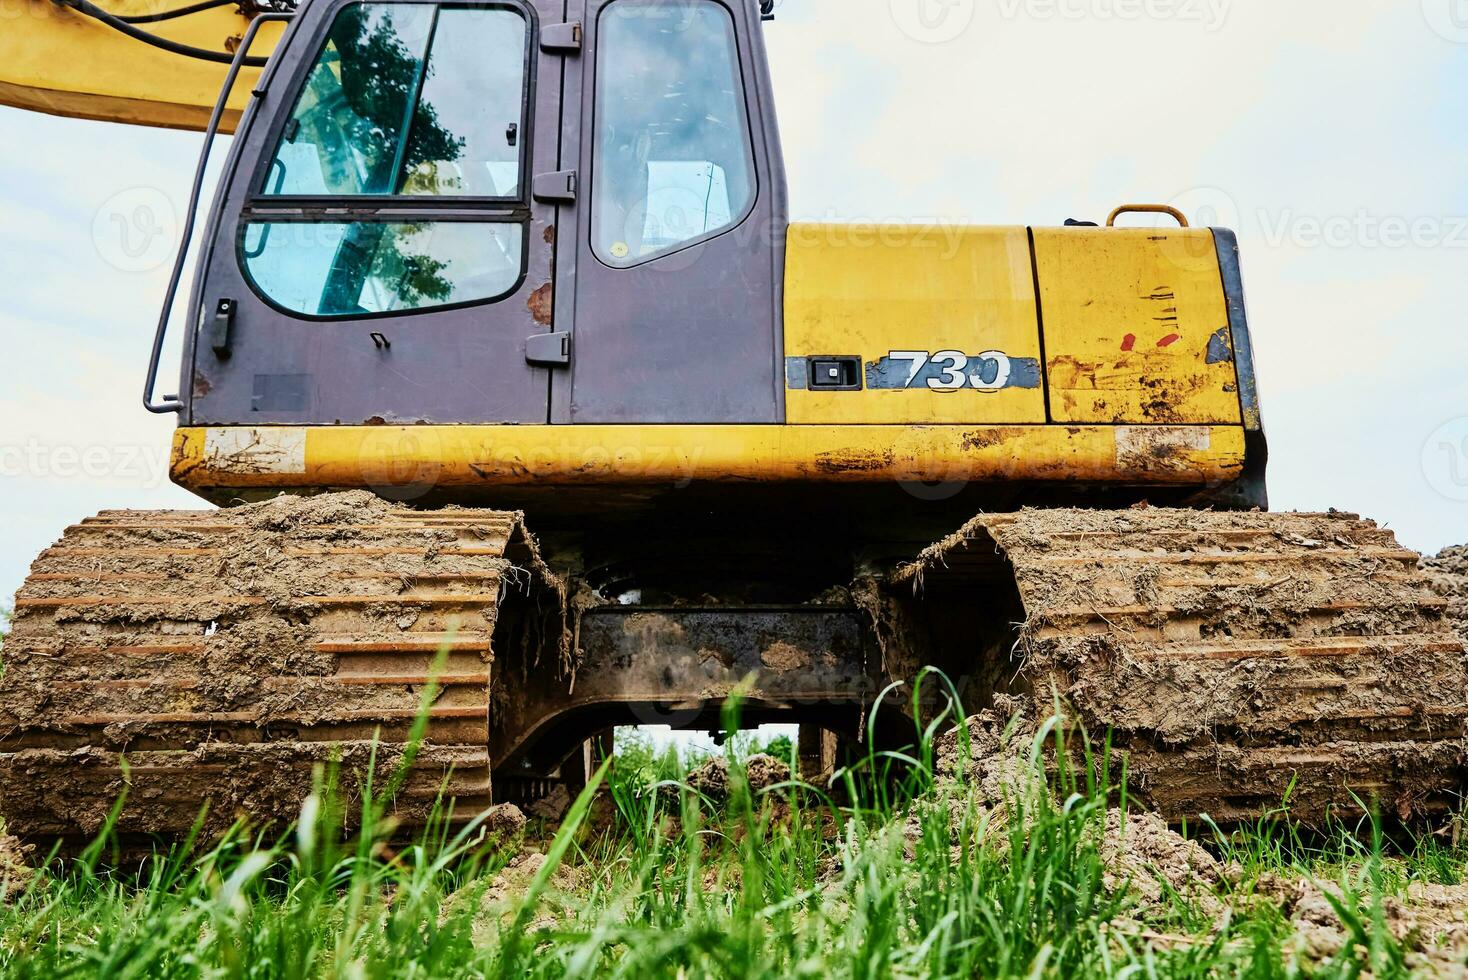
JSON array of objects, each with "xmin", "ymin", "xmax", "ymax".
[
  {"xmin": 928, "ymin": 698, "xmax": 1232, "ymax": 908},
  {"xmin": 685, "ymin": 755, "xmax": 792, "ymax": 800},
  {"xmin": 1257, "ymin": 874, "xmax": 1468, "ymax": 969},
  {"xmin": 1423, "ymin": 544, "xmax": 1468, "ymax": 641}
]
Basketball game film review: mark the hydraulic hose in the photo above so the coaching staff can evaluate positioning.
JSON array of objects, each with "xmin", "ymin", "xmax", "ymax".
[
  {"xmin": 50, "ymin": 0, "xmax": 268, "ymax": 66},
  {"xmin": 118, "ymin": 0, "xmax": 235, "ymax": 25}
]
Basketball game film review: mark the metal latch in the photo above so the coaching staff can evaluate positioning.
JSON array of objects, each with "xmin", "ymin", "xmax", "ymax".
[
  {"xmin": 541, "ymin": 21, "xmax": 582, "ymax": 52},
  {"xmin": 208, "ymin": 298, "xmax": 236, "ymax": 359},
  {"xmin": 808, "ymin": 355, "xmax": 862, "ymax": 390},
  {"xmin": 532, "ymin": 170, "xmax": 577, "ymax": 203},
  {"xmin": 526, "ymin": 331, "xmax": 571, "ymax": 366}
]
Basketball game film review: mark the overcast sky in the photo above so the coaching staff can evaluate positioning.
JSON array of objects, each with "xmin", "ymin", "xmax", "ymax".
[{"xmin": 1, "ymin": 0, "xmax": 1466, "ymax": 606}]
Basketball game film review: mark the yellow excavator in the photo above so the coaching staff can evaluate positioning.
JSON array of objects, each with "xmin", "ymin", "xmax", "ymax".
[{"xmin": 3, "ymin": 0, "xmax": 1465, "ymax": 850}]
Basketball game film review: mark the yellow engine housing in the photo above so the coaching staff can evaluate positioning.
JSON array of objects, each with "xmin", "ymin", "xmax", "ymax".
[{"xmin": 171, "ymin": 223, "xmax": 1261, "ymax": 506}]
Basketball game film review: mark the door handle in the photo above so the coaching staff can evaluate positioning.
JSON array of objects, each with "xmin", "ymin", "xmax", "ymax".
[{"xmin": 208, "ymin": 298, "xmax": 236, "ymax": 359}]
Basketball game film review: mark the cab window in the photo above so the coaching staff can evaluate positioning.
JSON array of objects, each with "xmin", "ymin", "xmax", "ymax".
[
  {"xmin": 242, "ymin": 221, "xmax": 523, "ymax": 316},
  {"xmin": 244, "ymin": 3, "xmax": 528, "ymax": 318},
  {"xmin": 592, "ymin": 0, "xmax": 755, "ymax": 267},
  {"xmin": 265, "ymin": 4, "xmax": 528, "ymax": 197}
]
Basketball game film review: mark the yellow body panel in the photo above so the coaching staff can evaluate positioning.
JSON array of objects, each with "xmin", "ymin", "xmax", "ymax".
[
  {"xmin": 1032, "ymin": 227, "xmax": 1243, "ymax": 425},
  {"xmin": 783, "ymin": 225, "xmax": 1046, "ymax": 425},
  {"xmin": 0, "ymin": 0, "xmax": 281, "ymax": 131},
  {"xmin": 171, "ymin": 424, "xmax": 1246, "ymax": 495}
]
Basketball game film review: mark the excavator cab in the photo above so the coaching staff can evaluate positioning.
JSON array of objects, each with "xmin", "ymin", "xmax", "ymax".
[
  {"xmin": 187, "ymin": 0, "xmax": 787, "ymax": 428},
  {"xmin": 153, "ymin": 0, "xmax": 1270, "ymax": 535}
]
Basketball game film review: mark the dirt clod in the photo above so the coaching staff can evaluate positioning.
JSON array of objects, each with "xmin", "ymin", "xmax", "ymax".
[
  {"xmin": 483, "ymin": 803, "xmax": 527, "ymax": 840},
  {"xmin": 686, "ymin": 754, "xmax": 792, "ymax": 801},
  {"xmin": 1100, "ymin": 809, "xmax": 1229, "ymax": 908},
  {"xmin": 1424, "ymin": 544, "xmax": 1468, "ymax": 643}
]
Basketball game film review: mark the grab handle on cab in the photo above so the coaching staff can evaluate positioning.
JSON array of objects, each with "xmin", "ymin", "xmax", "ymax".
[{"xmin": 1106, "ymin": 204, "xmax": 1190, "ymax": 228}]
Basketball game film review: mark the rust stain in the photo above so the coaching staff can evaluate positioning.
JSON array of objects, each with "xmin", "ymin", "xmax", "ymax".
[
  {"xmin": 170, "ymin": 431, "xmax": 202, "ymax": 481},
  {"xmin": 192, "ymin": 371, "xmax": 213, "ymax": 398},
  {"xmin": 543, "ymin": 225, "xmax": 556, "ymax": 245},
  {"xmin": 363, "ymin": 416, "xmax": 387, "ymax": 426},
  {"xmin": 1115, "ymin": 427, "xmax": 1209, "ymax": 475},
  {"xmin": 527, "ymin": 282, "xmax": 554, "ymax": 325},
  {"xmin": 961, "ymin": 430, "xmax": 1014, "ymax": 451},
  {"xmin": 812, "ymin": 449, "xmax": 895, "ymax": 475}
]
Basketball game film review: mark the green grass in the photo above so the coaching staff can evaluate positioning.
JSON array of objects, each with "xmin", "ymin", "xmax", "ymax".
[{"xmin": 0, "ymin": 683, "xmax": 1463, "ymax": 978}]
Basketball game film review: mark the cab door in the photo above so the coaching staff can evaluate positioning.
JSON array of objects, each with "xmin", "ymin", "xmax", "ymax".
[
  {"xmin": 186, "ymin": 0, "xmax": 563, "ymax": 426},
  {"xmin": 551, "ymin": 0, "xmax": 788, "ymax": 424}
]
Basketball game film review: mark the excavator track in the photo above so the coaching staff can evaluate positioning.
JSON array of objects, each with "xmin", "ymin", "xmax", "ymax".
[
  {"xmin": 3, "ymin": 495, "xmax": 1462, "ymax": 847},
  {"xmin": 900, "ymin": 508, "xmax": 1468, "ymax": 824},
  {"xmin": 0, "ymin": 492, "xmax": 562, "ymax": 850}
]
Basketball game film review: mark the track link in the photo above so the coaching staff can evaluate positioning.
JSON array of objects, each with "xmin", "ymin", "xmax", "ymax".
[
  {"xmin": 901, "ymin": 509, "xmax": 1468, "ymax": 823},
  {"xmin": 0, "ymin": 492, "xmax": 562, "ymax": 849}
]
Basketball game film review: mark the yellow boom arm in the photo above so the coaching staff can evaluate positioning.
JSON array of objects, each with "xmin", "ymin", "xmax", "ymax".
[{"xmin": 0, "ymin": 0, "xmax": 282, "ymax": 130}]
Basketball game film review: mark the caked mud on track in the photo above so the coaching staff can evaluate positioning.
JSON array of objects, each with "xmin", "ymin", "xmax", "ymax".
[
  {"xmin": 0, "ymin": 492, "xmax": 566, "ymax": 848},
  {"xmin": 897, "ymin": 509, "xmax": 1468, "ymax": 823},
  {"xmin": 1, "ymin": 493, "xmax": 1465, "ymax": 850}
]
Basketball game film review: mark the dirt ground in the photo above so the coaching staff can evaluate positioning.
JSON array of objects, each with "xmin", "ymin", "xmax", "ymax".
[{"xmin": 1424, "ymin": 545, "xmax": 1468, "ymax": 642}]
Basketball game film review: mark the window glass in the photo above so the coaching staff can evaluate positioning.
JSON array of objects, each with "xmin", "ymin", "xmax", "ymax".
[
  {"xmin": 242, "ymin": 222, "xmax": 523, "ymax": 315},
  {"xmin": 401, "ymin": 9, "xmax": 527, "ymax": 196},
  {"xmin": 593, "ymin": 0, "xmax": 754, "ymax": 266},
  {"xmin": 265, "ymin": 4, "xmax": 527, "ymax": 197}
]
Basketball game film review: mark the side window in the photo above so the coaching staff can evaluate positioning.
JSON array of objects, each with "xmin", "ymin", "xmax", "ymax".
[
  {"xmin": 265, "ymin": 4, "xmax": 527, "ymax": 197},
  {"xmin": 592, "ymin": 0, "xmax": 755, "ymax": 267},
  {"xmin": 243, "ymin": 3, "xmax": 529, "ymax": 318},
  {"xmin": 242, "ymin": 221, "xmax": 524, "ymax": 316}
]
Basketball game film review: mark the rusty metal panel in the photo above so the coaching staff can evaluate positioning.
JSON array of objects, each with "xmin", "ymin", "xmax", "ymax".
[
  {"xmin": 488, "ymin": 606, "xmax": 877, "ymax": 771},
  {"xmin": 169, "ymin": 423, "xmax": 1249, "ymax": 497},
  {"xmin": 574, "ymin": 607, "xmax": 874, "ymax": 705},
  {"xmin": 1033, "ymin": 227, "xmax": 1244, "ymax": 425}
]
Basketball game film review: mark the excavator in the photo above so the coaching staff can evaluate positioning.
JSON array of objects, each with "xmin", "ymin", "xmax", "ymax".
[{"xmin": 3, "ymin": 0, "xmax": 1465, "ymax": 851}]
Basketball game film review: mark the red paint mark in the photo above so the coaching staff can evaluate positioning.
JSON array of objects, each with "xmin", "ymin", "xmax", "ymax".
[
  {"xmin": 1157, "ymin": 333, "xmax": 1181, "ymax": 348},
  {"xmin": 1120, "ymin": 334, "xmax": 1136, "ymax": 352}
]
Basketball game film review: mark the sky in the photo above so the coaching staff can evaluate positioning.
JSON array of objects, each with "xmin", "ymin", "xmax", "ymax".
[{"xmin": 1, "ymin": 0, "xmax": 1466, "ymax": 609}]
